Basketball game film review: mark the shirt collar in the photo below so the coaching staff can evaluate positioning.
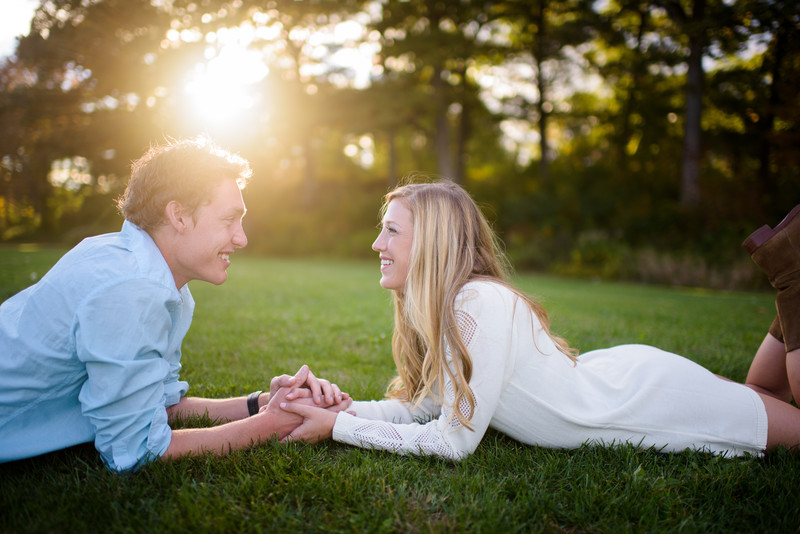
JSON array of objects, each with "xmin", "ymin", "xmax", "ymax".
[{"xmin": 121, "ymin": 220, "xmax": 187, "ymax": 297}]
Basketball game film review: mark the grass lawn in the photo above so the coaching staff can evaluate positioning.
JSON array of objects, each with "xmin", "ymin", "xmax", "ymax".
[{"xmin": 1, "ymin": 246, "xmax": 798, "ymax": 533}]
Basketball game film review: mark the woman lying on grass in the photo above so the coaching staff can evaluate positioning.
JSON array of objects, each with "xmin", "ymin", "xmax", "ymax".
[{"xmin": 281, "ymin": 181, "xmax": 800, "ymax": 458}]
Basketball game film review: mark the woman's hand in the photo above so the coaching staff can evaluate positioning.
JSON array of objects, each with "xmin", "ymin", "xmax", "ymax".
[
  {"xmin": 270, "ymin": 365, "xmax": 349, "ymax": 407},
  {"xmin": 278, "ymin": 399, "xmax": 353, "ymax": 443},
  {"xmin": 253, "ymin": 387, "xmax": 305, "ymax": 440}
]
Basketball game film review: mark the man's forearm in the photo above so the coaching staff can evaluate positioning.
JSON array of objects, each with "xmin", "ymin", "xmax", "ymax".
[
  {"xmin": 161, "ymin": 388, "xmax": 302, "ymax": 461},
  {"xmin": 163, "ymin": 414, "xmax": 268, "ymax": 459},
  {"xmin": 162, "ymin": 404, "xmax": 295, "ymax": 460},
  {"xmin": 166, "ymin": 394, "xmax": 268, "ymax": 424}
]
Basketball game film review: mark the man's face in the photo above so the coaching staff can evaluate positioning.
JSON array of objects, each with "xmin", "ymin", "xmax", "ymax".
[{"xmin": 171, "ymin": 178, "xmax": 247, "ymax": 288}]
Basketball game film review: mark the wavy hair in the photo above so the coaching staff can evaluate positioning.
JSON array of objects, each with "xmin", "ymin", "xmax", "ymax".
[
  {"xmin": 117, "ymin": 136, "xmax": 252, "ymax": 233},
  {"xmin": 383, "ymin": 180, "xmax": 577, "ymax": 429}
]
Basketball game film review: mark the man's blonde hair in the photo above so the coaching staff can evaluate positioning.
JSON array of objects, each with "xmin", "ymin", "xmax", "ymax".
[{"xmin": 117, "ymin": 137, "xmax": 252, "ymax": 233}]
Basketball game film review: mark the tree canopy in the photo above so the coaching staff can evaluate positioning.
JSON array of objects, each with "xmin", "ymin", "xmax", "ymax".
[{"xmin": 1, "ymin": 0, "xmax": 798, "ymax": 287}]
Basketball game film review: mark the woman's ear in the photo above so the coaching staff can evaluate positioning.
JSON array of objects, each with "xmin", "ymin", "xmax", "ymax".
[{"xmin": 165, "ymin": 200, "xmax": 188, "ymax": 233}]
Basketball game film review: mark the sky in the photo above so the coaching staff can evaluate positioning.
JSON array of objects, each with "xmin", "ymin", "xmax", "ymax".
[{"xmin": 1, "ymin": 0, "xmax": 38, "ymax": 58}]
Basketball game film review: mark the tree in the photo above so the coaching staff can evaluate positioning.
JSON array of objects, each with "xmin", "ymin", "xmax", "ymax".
[
  {"xmin": 369, "ymin": 0, "xmax": 504, "ymax": 183},
  {"xmin": 655, "ymin": 0, "xmax": 742, "ymax": 209},
  {"xmin": 706, "ymin": 0, "xmax": 800, "ymax": 219},
  {"xmin": 489, "ymin": 0, "xmax": 598, "ymax": 183}
]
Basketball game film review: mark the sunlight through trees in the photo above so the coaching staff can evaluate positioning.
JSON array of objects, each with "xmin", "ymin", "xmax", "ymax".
[{"xmin": 0, "ymin": 0, "xmax": 797, "ymax": 288}]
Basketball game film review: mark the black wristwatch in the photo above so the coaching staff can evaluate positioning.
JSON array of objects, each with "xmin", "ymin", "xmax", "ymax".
[{"xmin": 247, "ymin": 390, "xmax": 263, "ymax": 416}]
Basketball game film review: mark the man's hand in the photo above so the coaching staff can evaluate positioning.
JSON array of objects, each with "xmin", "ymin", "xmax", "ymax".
[{"xmin": 270, "ymin": 365, "xmax": 349, "ymax": 407}]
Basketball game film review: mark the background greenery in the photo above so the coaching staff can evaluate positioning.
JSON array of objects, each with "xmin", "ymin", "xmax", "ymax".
[
  {"xmin": 1, "ymin": 0, "xmax": 798, "ymax": 289},
  {"xmin": 2, "ymin": 247, "xmax": 798, "ymax": 533}
]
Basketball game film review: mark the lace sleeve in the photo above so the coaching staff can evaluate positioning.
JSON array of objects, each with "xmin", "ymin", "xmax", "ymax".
[
  {"xmin": 331, "ymin": 378, "xmax": 476, "ymax": 459},
  {"xmin": 347, "ymin": 396, "xmax": 438, "ymax": 423},
  {"xmin": 331, "ymin": 290, "xmax": 514, "ymax": 460}
]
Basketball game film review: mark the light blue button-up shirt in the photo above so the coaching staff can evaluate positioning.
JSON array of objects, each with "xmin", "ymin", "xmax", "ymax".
[{"xmin": 0, "ymin": 221, "xmax": 192, "ymax": 472}]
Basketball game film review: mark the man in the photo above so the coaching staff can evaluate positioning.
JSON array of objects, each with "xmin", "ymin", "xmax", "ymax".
[{"xmin": 0, "ymin": 137, "xmax": 344, "ymax": 472}]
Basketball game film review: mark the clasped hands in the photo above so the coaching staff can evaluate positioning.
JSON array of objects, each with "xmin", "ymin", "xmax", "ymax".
[{"xmin": 259, "ymin": 364, "xmax": 353, "ymax": 444}]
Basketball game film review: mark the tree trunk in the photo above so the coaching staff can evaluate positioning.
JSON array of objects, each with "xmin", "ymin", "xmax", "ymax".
[
  {"xmin": 301, "ymin": 136, "xmax": 315, "ymax": 205},
  {"xmin": 617, "ymin": 8, "xmax": 648, "ymax": 169},
  {"xmin": 756, "ymin": 19, "xmax": 785, "ymax": 215},
  {"xmin": 679, "ymin": 0, "xmax": 705, "ymax": 209},
  {"xmin": 535, "ymin": 0, "xmax": 550, "ymax": 183},
  {"xmin": 454, "ymin": 63, "xmax": 470, "ymax": 185},
  {"xmin": 386, "ymin": 127, "xmax": 398, "ymax": 188},
  {"xmin": 432, "ymin": 66, "xmax": 455, "ymax": 181}
]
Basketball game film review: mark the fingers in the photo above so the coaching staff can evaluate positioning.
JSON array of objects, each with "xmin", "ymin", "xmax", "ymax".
[
  {"xmin": 291, "ymin": 364, "xmax": 310, "ymax": 385},
  {"xmin": 269, "ymin": 374, "xmax": 289, "ymax": 390},
  {"xmin": 305, "ymin": 371, "xmax": 343, "ymax": 406},
  {"xmin": 279, "ymin": 400, "xmax": 317, "ymax": 418},
  {"xmin": 284, "ymin": 388, "xmax": 313, "ymax": 401},
  {"xmin": 317, "ymin": 379, "xmax": 341, "ymax": 406},
  {"xmin": 325, "ymin": 397, "xmax": 353, "ymax": 413},
  {"xmin": 284, "ymin": 381, "xmax": 347, "ymax": 405},
  {"xmin": 272, "ymin": 365, "xmax": 350, "ymax": 406},
  {"xmin": 278, "ymin": 401, "xmax": 336, "ymax": 444},
  {"xmin": 270, "ymin": 369, "xmax": 302, "ymax": 397},
  {"xmin": 305, "ymin": 369, "xmax": 323, "ymax": 405},
  {"xmin": 328, "ymin": 383, "xmax": 343, "ymax": 405}
]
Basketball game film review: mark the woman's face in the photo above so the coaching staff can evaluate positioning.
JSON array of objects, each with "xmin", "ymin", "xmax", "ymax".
[{"xmin": 372, "ymin": 199, "xmax": 414, "ymax": 291}]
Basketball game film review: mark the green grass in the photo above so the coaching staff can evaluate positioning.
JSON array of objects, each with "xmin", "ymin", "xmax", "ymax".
[{"xmin": 1, "ymin": 246, "xmax": 798, "ymax": 533}]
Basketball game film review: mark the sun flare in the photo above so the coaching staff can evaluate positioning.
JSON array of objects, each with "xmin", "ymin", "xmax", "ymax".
[{"xmin": 184, "ymin": 43, "xmax": 269, "ymax": 123}]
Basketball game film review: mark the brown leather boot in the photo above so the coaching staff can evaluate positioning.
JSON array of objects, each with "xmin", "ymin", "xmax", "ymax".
[
  {"xmin": 775, "ymin": 285, "xmax": 800, "ymax": 351},
  {"xmin": 744, "ymin": 204, "xmax": 800, "ymax": 351},
  {"xmin": 769, "ymin": 315, "xmax": 784, "ymax": 343}
]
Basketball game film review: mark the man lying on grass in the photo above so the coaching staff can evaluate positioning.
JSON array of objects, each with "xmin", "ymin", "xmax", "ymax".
[{"xmin": 0, "ymin": 137, "xmax": 348, "ymax": 472}]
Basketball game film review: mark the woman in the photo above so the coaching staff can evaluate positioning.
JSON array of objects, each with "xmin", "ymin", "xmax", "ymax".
[{"xmin": 281, "ymin": 181, "xmax": 800, "ymax": 459}]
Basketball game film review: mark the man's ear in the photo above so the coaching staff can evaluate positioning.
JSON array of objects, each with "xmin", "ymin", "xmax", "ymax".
[{"xmin": 165, "ymin": 200, "xmax": 188, "ymax": 233}]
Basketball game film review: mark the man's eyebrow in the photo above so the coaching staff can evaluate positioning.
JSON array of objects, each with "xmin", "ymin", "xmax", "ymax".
[{"xmin": 225, "ymin": 206, "xmax": 247, "ymax": 217}]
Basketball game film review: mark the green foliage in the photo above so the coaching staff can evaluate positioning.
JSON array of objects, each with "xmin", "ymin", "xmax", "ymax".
[
  {"xmin": 0, "ymin": 243, "xmax": 68, "ymax": 300},
  {"xmin": 1, "ymin": 250, "xmax": 796, "ymax": 532},
  {"xmin": 0, "ymin": 0, "xmax": 798, "ymax": 289}
]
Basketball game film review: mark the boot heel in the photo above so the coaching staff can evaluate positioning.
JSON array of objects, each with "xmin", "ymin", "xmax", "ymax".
[
  {"xmin": 742, "ymin": 204, "xmax": 800, "ymax": 255},
  {"xmin": 743, "ymin": 225, "xmax": 775, "ymax": 254}
]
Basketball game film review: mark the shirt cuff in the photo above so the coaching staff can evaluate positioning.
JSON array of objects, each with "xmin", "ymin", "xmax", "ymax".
[
  {"xmin": 163, "ymin": 380, "xmax": 189, "ymax": 407},
  {"xmin": 145, "ymin": 405, "xmax": 173, "ymax": 460},
  {"xmin": 331, "ymin": 411, "xmax": 360, "ymax": 446}
]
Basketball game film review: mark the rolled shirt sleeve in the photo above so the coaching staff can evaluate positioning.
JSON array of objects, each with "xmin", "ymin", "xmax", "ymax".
[
  {"xmin": 75, "ymin": 279, "xmax": 191, "ymax": 472},
  {"xmin": 0, "ymin": 221, "xmax": 194, "ymax": 469}
]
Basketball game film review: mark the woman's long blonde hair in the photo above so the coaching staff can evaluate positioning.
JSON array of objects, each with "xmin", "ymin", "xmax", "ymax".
[{"xmin": 383, "ymin": 181, "xmax": 576, "ymax": 429}]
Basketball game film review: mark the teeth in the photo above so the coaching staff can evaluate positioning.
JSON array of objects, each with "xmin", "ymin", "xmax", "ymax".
[
  {"xmin": 381, "ymin": 259, "xmax": 393, "ymax": 266},
  {"xmin": 220, "ymin": 254, "xmax": 230, "ymax": 261}
]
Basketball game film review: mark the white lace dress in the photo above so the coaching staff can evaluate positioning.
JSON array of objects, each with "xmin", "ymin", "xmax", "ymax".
[{"xmin": 332, "ymin": 281, "xmax": 768, "ymax": 459}]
